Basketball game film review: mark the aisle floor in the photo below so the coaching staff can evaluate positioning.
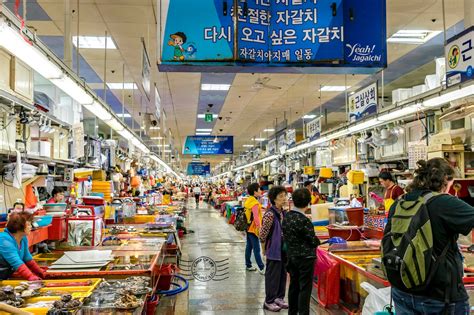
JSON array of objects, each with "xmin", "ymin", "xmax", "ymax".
[{"xmin": 177, "ymin": 200, "xmax": 343, "ymax": 315}]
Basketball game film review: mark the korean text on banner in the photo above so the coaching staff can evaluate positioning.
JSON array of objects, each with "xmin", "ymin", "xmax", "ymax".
[
  {"xmin": 183, "ymin": 136, "xmax": 233, "ymax": 155},
  {"xmin": 286, "ymin": 129, "xmax": 296, "ymax": 148},
  {"xmin": 349, "ymin": 82, "xmax": 378, "ymax": 123},
  {"xmin": 446, "ymin": 26, "xmax": 474, "ymax": 87},
  {"xmin": 306, "ymin": 116, "xmax": 321, "ymax": 141}
]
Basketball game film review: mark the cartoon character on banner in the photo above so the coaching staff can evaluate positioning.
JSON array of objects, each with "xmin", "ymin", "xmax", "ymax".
[{"xmin": 168, "ymin": 32, "xmax": 197, "ymax": 61}]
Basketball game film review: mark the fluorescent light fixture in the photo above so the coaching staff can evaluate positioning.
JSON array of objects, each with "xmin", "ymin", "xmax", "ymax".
[
  {"xmin": 107, "ymin": 83, "xmax": 137, "ymax": 90},
  {"xmin": 423, "ymin": 85, "xmax": 474, "ymax": 108},
  {"xmin": 163, "ymin": 150, "xmax": 172, "ymax": 153},
  {"xmin": 72, "ymin": 36, "xmax": 116, "ymax": 49},
  {"xmin": 83, "ymin": 101, "xmax": 112, "ymax": 121},
  {"xmin": 378, "ymin": 105, "xmax": 421, "ymax": 121},
  {"xmin": 387, "ymin": 30, "xmax": 441, "ymax": 44},
  {"xmin": 197, "ymin": 114, "xmax": 219, "ymax": 119},
  {"xmin": 151, "ymin": 136, "xmax": 163, "ymax": 140},
  {"xmin": 264, "ymin": 129, "xmax": 275, "ymax": 132},
  {"xmin": 243, "ymin": 144, "xmax": 254, "ymax": 147},
  {"xmin": 0, "ymin": 22, "xmax": 63, "ymax": 79},
  {"xmin": 196, "ymin": 129, "xmax": 213, "ymax": 132},
  {"xmin": 253, "ymin": 138, "xmax": 266, "ymax": 141},
  {"xmin": 196, "ymin": 132, "xmax": 211, "ymax": 135},
  {"xmin": 150, "ymin": 127, "xmax": 160, "ymax": 130},
  {"xmin": 201, "ymin": 84, "xmax": 231, "ymax": 91},
  {"xmin": 117, "ymin": 113, "xmax": 131, "ymax": 118},
  {"xmin": 117, "ymin": 129, "xmax": 133, "ymax": 139},
  {"xmin": 234, "ymin": 155, "xmax": 278, "ymax": 171},
  {"xmin": 104, "ymin": 117, "xmax": 125, "ymax": 132},
  {"xmin": 348, "ymin": 118, "xmax": 379, "ymax": 133},
  {"xmin": 50, "ymin": 76, "xmax": 94, "ymax": 104},
  {"xmin": 303, "ymin": 114, "xmax": 317, "ymax": 119},
  {"xmin": 320, "ymin": 86, "xmax": 351, "ymax": 92}
]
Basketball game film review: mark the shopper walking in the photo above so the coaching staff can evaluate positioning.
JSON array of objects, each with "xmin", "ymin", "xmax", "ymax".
[
  {"xmin": 383, "ymin": 158, "xmax": 474, "ymax": 314},
  {"xmin": 260, "ymin": 186, "xmax": 289, "ymax": 312},
  {"xmin": 244, "ymin": 183, "xmax": 265, "ymax": 274},
  {"xmin": 193, "ymin": 184, "xmax": 201, "ymax": 205},
  {"xmin": 283, "ymin": 188, "xmax": 320, "ymax": 315}
]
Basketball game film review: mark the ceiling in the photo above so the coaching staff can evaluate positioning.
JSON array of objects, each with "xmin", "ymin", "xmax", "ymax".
[{"xmin": 6, "ymin": 0, "xmax": 466, "ymax": 171}]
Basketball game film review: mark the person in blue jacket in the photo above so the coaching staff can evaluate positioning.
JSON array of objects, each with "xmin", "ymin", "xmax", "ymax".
[{"xmin": 0, "ymin": 212, "xmax": 45, "ymax": 280}]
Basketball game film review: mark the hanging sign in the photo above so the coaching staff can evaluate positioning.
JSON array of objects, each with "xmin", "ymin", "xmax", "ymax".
[
  {"xmin": 277, "ymin": 132, "xmax": 287, "ymax": 150},
  {"xmin": 183, "ymin": 135, "xmax": 233, "ymax": 155},
  {"xmin": 159, "ymin": 0, "xmax": 387, "ymax": 74},
  {"xmin": 306, "ymin": 116, "xmax": 321, "ymax": 141},
  {"xmin": 187, "ymin": 162, "xmax": 211, "ymax": 176},
  {"xmin": 349, "ymin": 82, "xmax": 378, "ymax": 123},
  {"xmin": 141, "ymin": 39, "xmax": 151, "ymax": 98},
  {"xmin": 72, "ymin": 123, "xmax": 85, "ymax": 159},
  {"xmin": 154, "ymin": 84, "xmax": 161, "ymax": 123},
  {"xmin": 267, "ymin": 138, "xmax": 276, "ymax": 155},
  {"xmin": 304, "ymin": 166, "xmax": 315, "ymax": 175},
  {"xmin": 446, "ymin": 26, "xmax": 474, "ymax": 87},
  {"xmin": 286, "ymin": 129, "xmax": 296, "ymax": 148}
]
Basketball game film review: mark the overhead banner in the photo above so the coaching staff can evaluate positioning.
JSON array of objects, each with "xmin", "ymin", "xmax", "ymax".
[
  {"xmin": 187, "ymin": 162, "xmax": 211, "ymax": 176},
  {"xmin": 286, "ymin": 129, "xmax": 296, "ymax": 148},
  {"xmin": 277, "ymin": 132, "xmax": 286, "ymax": 150},
  {"xmin": 141, "ymin": 39, "xmax": 151, "ymax": 98},
  {"xmin": 267, "ymin": 138, "xmax": 276, "ymax": 155},
  {"xmin": 446, "ymin": 26, "xmax": 474, "ymax": 87},
  {"xmin": 306, "ymin": 117, "xmax": 321, "ymax": 141},
  {"xmin": 154, "ymin": 84, "xmax": 161, "ymax": 123},
  {"xmin": 183, "ymin": 135, "xmax": 233, "ymax": 155},
  {"xmin": 349, "ymin": 82, "xmax": 378, "ymax": 123},
  {"xmin": 159, "ymin": 0, "xmax": 387, "ymax": 74}
]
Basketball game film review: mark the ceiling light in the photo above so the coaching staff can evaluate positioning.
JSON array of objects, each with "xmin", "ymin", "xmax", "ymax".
[
  {"xmin": 387, "ymin": 30, "xmax": 441, "ymax": 44},
  {"xmin": 83, "ymin": 101, "xmax": 112, "ymax": 121},
  {"xmin": 302, "ymin": 114, "xmax": 317, "ymax": 119},
  {"xmin": 0, "ymin": 22, "xmax": 63, "ymax": 79},
  {"xmin": 72, "ymin": 36, "xmax": 116, "ymax": 49},
  {"xmin": 150, "ymin": 126, "xmax": 160, "ymax": 130},
  {"xmin": 196, "ymin": 128, "xmax": 213, "ymax": 132},
  {"xmin": 423, "ymin": 85, "xmax": 474, "ymax": 108},
  {"xmin": 107, "ymin": 83, "xmax": 137, "ymax": 90},
  {"xmin": 196, "ymin": 132, "xmax": 211, "ymax": 135},
  {"xmin": 50, "ymin": 76, "xmax": 94, "ymax": 105},
  {"xmin": 253, "ymin": 138, "xmax": 266, "ymax": 141},
  {"xmin": 263, "ymin": 128, "xmax": 275, "ymax": 132},
  {"xmin": 151, "ymin": 136, "xmax": 163, "ymax": 140},
  {"xmin": 320, "ymin": 86, "xmax": 351, "ymax": 92},
  {"xmin": 116, "ymin": 113, "xmax": 131, "ymax": 118},
  {"xmin": 201, "ymin": 84, "xmax": 231, "ymax": 91},
  {"xmin": 243, "ymin": 144, "xmax": 254, "ymax": 147},
  {"xmin": 163, "ymin": 150, "xmax": 172, "ymax": 153},
  {"xmin": 104, "ymin": 117, "xmax": 125, "ymax": 132},
  {"xmin": 197, "ymin": 114, "xmax": 219, "ymax": 119}
]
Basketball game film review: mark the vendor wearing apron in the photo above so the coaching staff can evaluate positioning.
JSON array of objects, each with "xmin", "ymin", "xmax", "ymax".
[
  {"xmin": 378, "ymin": 171, "xmax": 404, "ymax": 212},
  {"xmin": 0, "ymin": 212, "xmax": 45, "ymax": 280},
  {"xmin": 47, "ymin": 187, "xmax": 65, "ymax": 204}
]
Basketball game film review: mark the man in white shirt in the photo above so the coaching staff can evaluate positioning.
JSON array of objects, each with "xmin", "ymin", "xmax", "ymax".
[{"xmin": 193, "ymin": 185, "xmax": 201, "ymax": 205}]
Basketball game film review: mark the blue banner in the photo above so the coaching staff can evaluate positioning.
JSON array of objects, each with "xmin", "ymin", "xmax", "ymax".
[
  {"xmin": 183, "ymin": 136, "xmax": 234, "ymax": 155},
  {"xmin": 159, "ymin": 0, "xmax": 387, "ymax": 73},
  {"xmin": 187, "ymin": 162, "xmax": 211, "ymax": 176}
]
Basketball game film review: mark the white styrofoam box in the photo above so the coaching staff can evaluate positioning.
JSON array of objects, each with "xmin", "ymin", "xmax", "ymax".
[
  {"xmin": 435, "ymin": 58, "xmax": 446, "ymax": 83},
  {"xmin": 412, "ymin": 84, "xmax": 427, "ymax": 96},
  {"xmin": 392, "ymin": 88, "xmax": 413, "ymax": 104},
  {"xmin": 0, "ymin": 49, "xmax": 12, "ymax": 92},
  {"xmin": 425, "ymin": 74, "xmax": 440, "ymax": 90}
]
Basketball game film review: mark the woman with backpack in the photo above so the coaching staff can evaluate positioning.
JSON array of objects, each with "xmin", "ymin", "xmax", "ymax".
[
  {"xmin": 259, "ymin": 186, "xmax": 289, "ymax": 312},
  {"xmin": 243, "ymin": 183, "xmax": 265, "ymax": 274},
  {"xmin": 383, "ymin": 158, "xmax": 474, "ymax": 314}
]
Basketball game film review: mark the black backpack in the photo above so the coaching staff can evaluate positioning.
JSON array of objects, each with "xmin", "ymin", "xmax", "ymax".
[
  {"xmin": 234, "ymin": 207, "xmax": 252, "ymax": 232},
  {"xmin": 381, "ymin": 192, "xmax": 451, "ymax": 293}
]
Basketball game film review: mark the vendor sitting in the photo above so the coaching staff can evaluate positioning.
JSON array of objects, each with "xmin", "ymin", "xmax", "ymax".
[
  {"xmin": 47, "ymin": 187, "xmax": 65, "ymax": 204},
  {"xmin": 304, "ymin": 180, "xmax": 320, "ymax": 205},
  {"xmin": 378, "ymin": 171, "xmax": 405, "ymax": 212},
  {"xmin": 0, "ymin": 212, "xmax": 45, "ymax": 280}
]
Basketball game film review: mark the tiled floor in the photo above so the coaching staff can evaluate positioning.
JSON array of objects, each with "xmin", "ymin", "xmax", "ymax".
[{"xmin": 177, "ymin": 201, "xmax": 344, "ymax": 315}]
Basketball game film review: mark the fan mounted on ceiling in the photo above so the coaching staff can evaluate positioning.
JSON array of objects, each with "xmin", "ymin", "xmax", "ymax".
[
  {"xmin": 440, "ymin": 98, "xmax": 474, "ymax": 122},
  {"xmin": 252, "ymin": 77, "xmax": 282, "ymax": 90},
  {"xmin": 373, "ymin": 128, "xmax": 398, "ymax": 147}
]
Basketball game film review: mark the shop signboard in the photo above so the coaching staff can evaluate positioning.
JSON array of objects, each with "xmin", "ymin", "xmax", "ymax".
[
  {"xmin": 141, "ymin": 39, "xmax": 151, "ymax": 98},
  {"xmin": 183, "ymin": 135, "xmax": 233, "ymax": 155},
  {"xmin": 72, "ymin": 122, "xmax": 85, "ymax": 159},
  {"xmin": 187, "ymin": 162, "xmax": 211, "ymax": 176},
  {"xmin": 304, "ymin": 166, "xmax": 315, "ymax": 175},
  {"xmin": 306, "ymin": 116, "xmax": 321, "ymax": 141},
  {"xmin": 277, "ymin": 132, "xmax": 286, "ymax": 150},
  {"xmin": 446, "ymin": 26, "xmax": 474, "ymax": 87},
  {"xmin": 154, "ymin": 84, "xmax": 161, "ymax": 122},
  {"xmin": 267, "ymin": 138, "xmax": 276, "ymax": 155},
  {"xmin": 286, "ymin": 129, "xmax": 296, "ymax": 148},
  {"xmin": 159, "ymin": 0, "xmax": 387, "ymax": 74},
  {"xmin": 348, "ymin": 82, "xmax": 378, "ymax": 123}
]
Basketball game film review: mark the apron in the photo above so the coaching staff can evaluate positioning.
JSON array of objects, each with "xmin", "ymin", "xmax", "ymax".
[{"xmin": 384, "ymin": 185, "xmax": 396, "ymax": 212}]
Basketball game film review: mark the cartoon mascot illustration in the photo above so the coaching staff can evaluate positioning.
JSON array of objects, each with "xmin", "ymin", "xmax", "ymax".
[{"xmin": 168, "ymin": 32, "xmax": 187, "ymax": 61}]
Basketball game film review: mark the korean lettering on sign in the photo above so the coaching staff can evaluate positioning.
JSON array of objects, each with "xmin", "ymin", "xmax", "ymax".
[
  {"xmin": 306, "ymin": 117, "xmax": 321, "ymax": 141},
  {"xmin": 286, "ymin": 129, "xmax": 296, "ymax": 148},
  {"xmin": 277, "ymin": 133, "xmax": 287, "ymax": 150},
  {"xmin": 348, "ymin": 82, "xmax": 378, "ymax": 123},
  {"xmin": 446, "ymin": 27, "xmax": 474, "ymax": 87},
  {"xmin": 267, "ymin": 138, "xmax": 277, "ymax": 155}
]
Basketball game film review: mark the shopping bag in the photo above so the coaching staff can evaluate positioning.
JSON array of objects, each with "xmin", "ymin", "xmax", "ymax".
[
  {"xmin": 360, "ymin": 282, "xmax": 392, "ymax": 315},
  {"xmin": 314, "ymin": 248, "xmax": 336, "ymax": 276},
  {"xmin": 317, "ymin": 261, "xmax": 340, "ymax": 307}
]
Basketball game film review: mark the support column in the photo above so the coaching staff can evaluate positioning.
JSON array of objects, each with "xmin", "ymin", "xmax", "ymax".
[
  {"xmin": 64, "ymin": 0, "xmax": 72, "ymax": 67},
  {"xmin": 466, "ymin": 0, "xmax": 474, "ymax": 29}
]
